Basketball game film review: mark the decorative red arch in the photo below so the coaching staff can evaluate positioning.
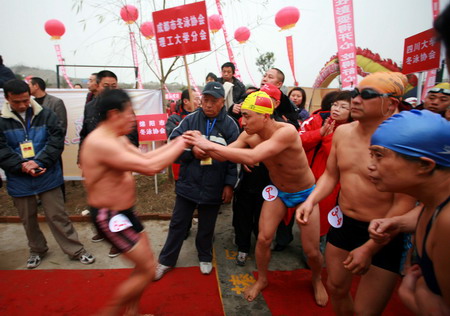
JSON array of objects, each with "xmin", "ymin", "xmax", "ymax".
[{"xmin": 314, "ymin": 47, "xmax": 418, "ymax": 93}]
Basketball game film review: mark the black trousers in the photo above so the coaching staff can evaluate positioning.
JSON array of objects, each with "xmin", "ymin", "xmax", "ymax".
[
  {"xmin": 159, "ymin": 195, "xmax": 221, "ymax": 266},
  {"xmin": 232, "ymin": 189, "xmax": 264, "ymax": 253}
]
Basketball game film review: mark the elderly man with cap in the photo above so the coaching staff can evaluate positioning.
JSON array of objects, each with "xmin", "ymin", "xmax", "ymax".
[
  {"xmin": 184, "ymin": 91, "xmax": 327, "ymax": 306},
  {"xmin": 417, "ymin": 82, "xmax": 450, "ymax": 117},
  {"xmin": 367, "ymin": 110, "xmax": 450, "ymax": 315},
  {"xmin": 154, "ymin": 81, "xmax": 240, "ymax": 280},
  {"xmin": 297, "ymin": 72, "xmax": 417, "ymax": 315}
]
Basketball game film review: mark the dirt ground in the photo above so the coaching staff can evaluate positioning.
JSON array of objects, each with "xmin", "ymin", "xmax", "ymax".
[{"xmin": 0, "ymin": 174, "xmax": 176, "ymax": 217}]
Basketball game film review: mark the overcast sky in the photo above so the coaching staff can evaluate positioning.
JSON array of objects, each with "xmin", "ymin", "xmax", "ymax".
[{"xmin": 1, "ymin": 0, "xmax": 448, "ymax": 88}]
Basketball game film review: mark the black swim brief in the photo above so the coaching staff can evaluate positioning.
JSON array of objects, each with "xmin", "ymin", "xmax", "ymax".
[
  {"xmin": 90, "ymin": 207, "xmax": 144, "ymax": 253},
  {"xmin": 327, "ymin": 213, "xmax": 405, "ymax": 274}
]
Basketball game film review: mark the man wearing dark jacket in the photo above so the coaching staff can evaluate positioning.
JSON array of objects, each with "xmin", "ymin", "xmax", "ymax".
[
  {"xmin": 0, "ymin": 56, "xmax": 15, "ymax": 88},
  {"xmin": 155, "ymin": 82, "xmax": 240, "ymax": 280},
  {"xmin": 218, "ymin": 62, "xmax": 247, "ymax": 104},
  {"xmin": 0, "ymin": 80, "xmax": 94, "ymax": 269}
]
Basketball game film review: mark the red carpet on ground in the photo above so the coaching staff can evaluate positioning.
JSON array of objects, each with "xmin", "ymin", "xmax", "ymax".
[
  {"xmin": 258, "ymin": 269, "xmax": 414, "ymax": 316},
  {"xmin": 0, "ymin": 267, "xmax": 224, "ymax": 316}
]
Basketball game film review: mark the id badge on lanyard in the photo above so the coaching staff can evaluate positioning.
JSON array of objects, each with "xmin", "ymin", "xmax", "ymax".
[{"xmin": 20, "ymin": 140, "xmax": 35, "ymax": 158}]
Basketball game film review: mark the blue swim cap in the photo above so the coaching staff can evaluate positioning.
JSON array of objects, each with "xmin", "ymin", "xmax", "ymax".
[{"xmin": 371, "ymin": 110, "xmax": 450, "ymax": 167}]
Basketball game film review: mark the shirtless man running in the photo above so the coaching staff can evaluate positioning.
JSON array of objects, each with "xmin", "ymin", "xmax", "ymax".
[
  {"xmin": 297, "ymin": 72, "xmax": 416, "ymax": 315},
  {"xmin": 80, "ymin": 89, "xmax": 188, "ymax": 316},
  {"xmin": 184, "ymin": 91, "xmax": 328, "ymax": 306}
]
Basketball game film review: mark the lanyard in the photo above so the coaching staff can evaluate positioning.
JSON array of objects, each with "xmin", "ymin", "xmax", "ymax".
[
  {"xmin": 205, "ymin": 118, "xmax": 217, "ymax": 140},
  {"xmin": 13, "ymin": 107, "xmax": 33, "ymax": 140}
]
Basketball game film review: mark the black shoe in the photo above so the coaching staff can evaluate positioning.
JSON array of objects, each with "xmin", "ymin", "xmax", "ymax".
[{"xmin": 272, "ymin": 244, "xmax": 287, "ymax": 252}]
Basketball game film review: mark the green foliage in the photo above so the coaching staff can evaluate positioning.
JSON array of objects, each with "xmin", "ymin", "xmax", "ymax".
[{"xmin": 255, "ymin": 52, "xmax": 275, "ymax": 75}]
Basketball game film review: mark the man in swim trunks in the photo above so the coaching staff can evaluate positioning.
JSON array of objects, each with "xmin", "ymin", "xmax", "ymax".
[
  {"xmin": 184, "ymin": 91, "xmax": 328, "ymax": 306},
  {"xmin": 297, "ymin": 72, "xmax": 417, "ymax": 315},
  {"xmin": 80, "ymin": 89, "xmax": 189, "ymax": 316}
]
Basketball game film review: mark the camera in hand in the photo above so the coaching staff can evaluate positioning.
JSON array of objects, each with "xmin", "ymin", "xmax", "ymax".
[{"xmin": 34, "ymin": 168, "xmax": 43, "ymax": 174}]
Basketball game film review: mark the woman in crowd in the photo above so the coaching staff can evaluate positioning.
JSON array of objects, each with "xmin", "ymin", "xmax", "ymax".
[{"xmin": 288, "ymin": 87, "xmax": 309, "ymax": 123}]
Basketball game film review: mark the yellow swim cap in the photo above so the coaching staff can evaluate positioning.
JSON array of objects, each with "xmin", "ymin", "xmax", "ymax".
[
  {"xmin": 359, "ymin": 72, "xmax": 407, "ymax": 97},
  {"xmin": 432, "ymin": 82, "xmax": 450, "ymax": 90},
  {"xmin": 241, "ymin": 91, "xmax": 274, "ymax": 115}
]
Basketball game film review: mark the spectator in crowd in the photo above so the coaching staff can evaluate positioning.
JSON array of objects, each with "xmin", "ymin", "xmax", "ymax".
[
  {"xmin": 85, "ymin": 73, "xmax": 98, "ymax": 104},
  {"xmin": 289, "ymin": 87, "xmax": 309, "ymax": 122},
  {"xmin": 79, "ymin": 70, "xmax": 139, "ymax": 258},
  {"xmin": 297, "ymin": 72, "xmax": 416, "ymax": 315},
  {"xmin": 0, "ymin": 79, "xmax": 95, "ymax": 269},
  {"xmin": 312, "ymin": 90, "xmax": 340, "ymax": 115},
  {"xmin": 166, "ymin": 89, "xmax": 201, "ymax": 182},
  {"xmin": 154, "ymin": 82, "xmax": 239, "ymax": 280},
  {"xmin": 0, "ymin": 55, "xmax": 16, "ymax": 88},
  {"xmin": 205, "ymin": 72, "xmax": 218, "ymax": 83},
  {"xmin": 73, "ymin": 83, "xmax": 82, "ymax": 89},
  {"xmin": 29, "ymin": 77, "xmax": 67, "ymax": 135},
  {"xmin": 367, "ymin": 110, "xmax": 450, "ymax": 315},
  {"xmin": 416, "ymin": 82, "xmax": 450, "ymax": 117},
  {"xmin": 404, "ymin": 97, "xmax": 418, "ymax": 108},
  {"xmin": 80, "ymin": 88, "xmax": 189, "ymax": 316},
  {"xmin": 218, "ymin": 62, "xmax": 246, "ymax": 105}
]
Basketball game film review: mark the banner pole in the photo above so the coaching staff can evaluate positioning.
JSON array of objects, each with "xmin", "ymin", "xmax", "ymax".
[
  {"xmin": 152, "ymin": 141, "xmax": 159, "ymax": 195},
  {"xmin": 183, "ymin": 55, "xmax": 194, "ymax": 107}
]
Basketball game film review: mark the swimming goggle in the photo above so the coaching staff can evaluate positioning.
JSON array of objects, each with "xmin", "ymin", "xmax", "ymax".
[
  {"xmin": 428, "ymin": 88, "xmax": 450, "ymax": 96},
  {"xmin": 350, "ymin": 88, "xmax": 394, "ymax": 100}
]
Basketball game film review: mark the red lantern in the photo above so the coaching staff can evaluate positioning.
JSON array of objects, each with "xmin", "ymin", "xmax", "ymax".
[
  {"xmin": 209, "ymin": 14, "xmax": 222, "ymax": 34},
  {"xmin": 120, "ymin": 5, "xmax": 139, "ymax": 24},
  {"xmin": 275, "ymin": 6, "xmax": 300, "ymax": 31},
  {"xmin": 234, "ymin": 27, "xmax": 250, "ymax": 44},
  {"xmin": 140, "ymin": 22, "xmax": 154, "ymax": 39},
  {"xmin": 44, "ymin": 19, "xmax": 66, "ymax": 40}
]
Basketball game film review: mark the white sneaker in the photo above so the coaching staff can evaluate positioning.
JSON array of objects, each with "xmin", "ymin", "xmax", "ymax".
[
  {"xmin": 154, "ymin": 263, "xmax": 172, "ymax": 281},
  {"xmin": 199, "ymin": 262, "xmax": 212, "ymax": 275}
]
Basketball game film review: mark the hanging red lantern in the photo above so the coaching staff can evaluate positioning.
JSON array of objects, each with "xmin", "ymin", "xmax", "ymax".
[
  {"xmin": 209, "ymin": 14, "xmax": 222, "ymax": 34},
  {"xmin": 120, "ymin": 5, "xmax": 139, "ymax": 24},
  {"xmin": 44, "ymin": 19, "xmax": 66, "ymax": 40},
  {"xmin": 234, "ymin": 26, "xmax": 250, "ymax": 44},
  {"xmin": 275, "ymin": 6, "xmax": 300, "ymax": 31},
  {"xmin": 140, "ymin": 22, "xmax": 154, "ymax": 39}
]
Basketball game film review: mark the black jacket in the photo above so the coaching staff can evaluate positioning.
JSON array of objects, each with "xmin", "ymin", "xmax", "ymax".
[{"xmin": 171, "ymin": 106, "xmax": 240, "ymax": 204}]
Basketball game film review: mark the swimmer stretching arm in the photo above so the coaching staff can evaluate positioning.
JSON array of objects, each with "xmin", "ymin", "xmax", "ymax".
[
  {"xmin": 369, "ymin": 203, "xmax": 422, "ymax": 244},
  {"xmin": 91, "ymin": 135, "xmax": 189, "ymax": 176},
  {"xmin": 183, "ymin": 127, "xmax": 295, "ymax": 165}
]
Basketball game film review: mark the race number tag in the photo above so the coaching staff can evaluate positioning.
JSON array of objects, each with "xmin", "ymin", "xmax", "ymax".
[
  {"xmin": 200, "ymin": 157, "xmax": 212, "ymax": 165},
  {"xmin": 328, "ymin": 205, "xmax": 343, "ymax": 228},
  {"xmin": 109, "ymin": 214, "xmax": 133, "ymax": 232},
  {"xmin": 262, "ymin": 185, "xmax": 278, "ymax": 202},
  {"xmin": 20, "ymin": 141, "xmax": 35, "ymax": 158}
]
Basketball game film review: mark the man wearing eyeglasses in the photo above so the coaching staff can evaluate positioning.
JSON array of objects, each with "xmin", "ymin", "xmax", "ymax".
[
  {"xmin": 297, "ymin": 72, "xmax": 416, "ymax": 315},
  {"xmin": 418, "ymin": 82, "xmax": 450, "ymax": 117}
]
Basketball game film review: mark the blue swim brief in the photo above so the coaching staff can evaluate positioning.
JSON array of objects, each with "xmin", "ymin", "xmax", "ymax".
[{"xmin": 277, "ymin": 184, "xmax": 316, "ymax": 208}]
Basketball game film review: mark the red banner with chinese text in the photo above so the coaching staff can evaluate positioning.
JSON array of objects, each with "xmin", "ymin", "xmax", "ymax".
[
  {"xmin": 152, "ymin": 1, "xmax": 211, "ymax": 59},
  {"xmin": 402, "ymin": 28, "xmax": 441, "ymax": 75},
  {"xmin": 332, "ymin": 0, "xmax": 358, "ymax": 90},
  {"xmin": 137, "ymin": 114, "xmax": 168, "ymax": 142}
]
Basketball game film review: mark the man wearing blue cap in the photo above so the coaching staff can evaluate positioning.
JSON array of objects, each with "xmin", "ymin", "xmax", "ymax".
[
  {"xmin": 367, "ymin": 110, "xmax": 450, "ymax": 315},
  {"xmin": 154, "ymin": 82, "xmax": 240, "ymax": 280},
  {"xmin": 297, "ymin": 72, "xmax": 417, "ymax": 315}
]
